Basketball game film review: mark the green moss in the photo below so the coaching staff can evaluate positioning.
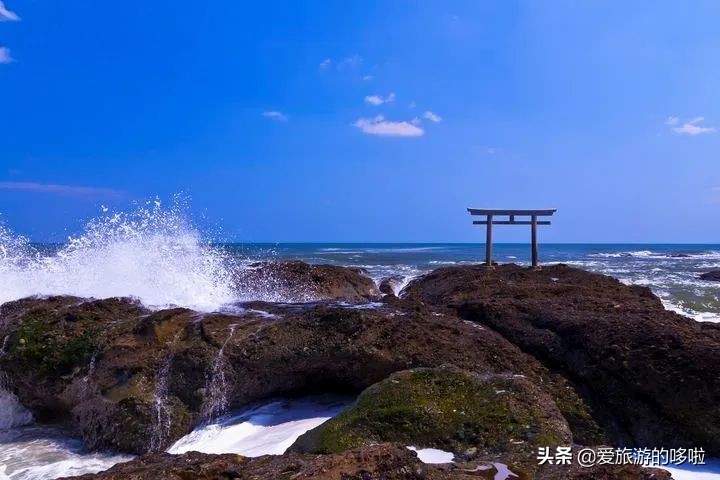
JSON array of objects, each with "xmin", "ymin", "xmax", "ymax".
[
  {"xmin": 290, "ymin": 367, "xmax": 571, "ymax": 457},
  {"xmin": 12, "ymin": 312, "xmax": 100, "ymax": 375},
  {"xmin": 546, "ymin": 374, "xmax": 607, "ymax": 445}
]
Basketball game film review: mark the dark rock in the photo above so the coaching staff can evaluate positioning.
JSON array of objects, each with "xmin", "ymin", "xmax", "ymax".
[
  {"xmin": 235, "ymin": 261, "xmax": 380, "ymax": 302},
  {"xmin": 59, "ymin": 444, "xmax": 460, "ymax": 480},
  {"xmin": 404, "ymin": 263, "xmax": 720, "ymax": 453},
  {"xmin": 0, "ymin": 294, "xmax": 598, "ymax": 454},
  {"xmin": 62, "ymin": 444, "xmax": 672, "ymax": 480},
  {"xmin": 700, "ymin": 270, "xmax": 720, "ymax": 282},
  {"xmin": 290, "ymin": 366, "xmax": 572, "ymax": 469},
  {"xmin": 379, "ymin": 275, "xmax": 405, "ymax": 296}
]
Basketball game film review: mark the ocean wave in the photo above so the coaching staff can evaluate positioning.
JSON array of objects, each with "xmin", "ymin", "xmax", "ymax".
[
  {"xmin": 0, "ymin": 426, "xmax": 131, "ymax": 480},
  {"xmin": 168, "ymin": 396, "xmax": 350, "ymax": 456},
  {"xmin": 589, "ymin": 250, "xmax": 720, "ymax": 260},
  {"xmin": 661, "ymin": 299, "xmax": 720, "ymax": 323},
  {"xmin": 0, "ymin": 200, "xmax": 238, "ymax": 312}
]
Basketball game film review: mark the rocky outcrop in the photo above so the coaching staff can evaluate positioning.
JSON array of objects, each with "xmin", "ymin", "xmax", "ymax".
[
  {"xmin": 379, "ymin": 275, "xmax": 405, "ymax": 296},
  {"xmin": 63, "ymin": 444, "xmax": 673, "ymax": 480},
  {"xmin": 0, "ymin": 286, "xmax": 598, "ymax": 453},
  {"xmin": 699, "ymin": 270, "xmax": 720, "ymax": 282},
  {"xmin": 404, "ymin": 263, "xmax": 720, "ymax": 453},
  {"xmin": 0, "ymin": 261, "xmax": 713, "ymax": 478},
  {"xmin": 290, "ymin": 367, "xmax": 572, "ymax": 472},
  {"xmin": 234, "ymin": 260, "xmax": 380, "ymax": 302},
  {"xmin": 64, "ymin": 445, "xmax": 450, "ymax": 480}
]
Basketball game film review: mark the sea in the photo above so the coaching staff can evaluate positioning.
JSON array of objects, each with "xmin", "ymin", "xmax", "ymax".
[{"xmin": 0, "ymin": 204, "xmax": 719, "ymax": 479}]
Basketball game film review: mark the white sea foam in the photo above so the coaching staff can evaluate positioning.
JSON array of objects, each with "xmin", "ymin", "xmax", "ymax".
[
  {"xmin": 0, "ymin": 200, "xmax": 237, "ymax": 312},
  {"xmin": 406, "ymin": 446, "xmax": 454, "ymax": 464},
  {"xmin": 590, "ymin": 250, "xmax": 720, "ymax": 260},
  {"xmin": 0, "ymin": 427, "xmax": 131, "ymax": 480},
  {"xmin": 168, "ymin": 396, "xmax": 350, "ymax": 456},
  {"xmin": 661, "ymin": 299, "xmax": 720, "ymax": 323},
  {"xmin": 0, "ymin": 378, "xmax": 33, "ymax": 431}
]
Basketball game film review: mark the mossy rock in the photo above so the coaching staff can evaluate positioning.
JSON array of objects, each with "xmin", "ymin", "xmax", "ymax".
[
  {"xmin": 11, "ymin": 311, "xmax": 100, "ymax": 375},
  {"xmin": 289, "ymin": 367, "xmax": 572, "ymax": 461}
]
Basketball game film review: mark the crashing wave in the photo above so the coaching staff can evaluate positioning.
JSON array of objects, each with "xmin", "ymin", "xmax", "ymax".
[{"xmin": 0, "ymin": 200, "xmax": 238, "ymax": 312}]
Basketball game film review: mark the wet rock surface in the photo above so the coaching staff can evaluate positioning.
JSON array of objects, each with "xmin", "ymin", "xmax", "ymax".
[
  {"xmin": 234, "ymin": 260, "xmax": 380, "ymax": 302},
  {"xmin": 404, "ymin": 263, "xmax": 720, "ymax": 454},
  {"xmin": 0, "ymin": 278, "xmax": 595, "ymax": 453},
  {"xmin": 700, "ymin": 270, "xmax": 720, "ymax": 281},
  {"xmin": 62, "ymin": 443, "xmax": 672, "ymax": 480},
  {"xmin": 290, "ymin": 367, "xmax": 571, "ymax": 464},
  {"xmin": 379, "ymin": 275, "xmax": 405, "ymax": 296}
]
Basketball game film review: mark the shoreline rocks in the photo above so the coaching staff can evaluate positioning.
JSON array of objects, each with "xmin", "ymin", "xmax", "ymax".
[
  {"xmin": 379, "ymin": 275, "xmax": 405, "ymax": 296},
  {"xmin": 235, "ymin": 260, "xmax": 380, "ymax": 302},
  {"xmin": 0, "ymin": 287, "xmax": 596, "ymax": 453},
  {"xmin": 290, "ymin": 366, "xmax": 572, "ymax": 474},
  {"xmin": 0, "ymin": 261, "xmax": 715, "ymax": 478},
  {"xmin": 700, "ymin": 270, "xmax": 720, "ymax": 282},
  {"xmin": 61, "ymin": 443, "xmax": 673, "ymax": 480},
  {"xmin": 404, "ymin": 263, "xmax": 720, "ymax": 454}
]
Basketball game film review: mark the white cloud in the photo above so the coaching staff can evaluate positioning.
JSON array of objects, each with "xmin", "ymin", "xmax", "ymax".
[
  {"xmin": 319, "ymin": 58, "xmax": 332, "ymax": 70},
  {"xmin": 423, "ymin": 111, "xmax": 442, "ymax": 123},
  {"xmin": 353, "ymin": 115, "xmax": 424, "ymax": 137},
  {"xmin": 262, "ymin": 111, "xmax": 288, "ymax": 122},
  {"xmin": 672, "ymin": 116, "xmax": 715, "ymax": 135},
  {"xmin": 0, "ymin": 1, "xmax": 19, "ymax": 21},
  {"xmin": 364, "ymin": 92, "xmax": 395, "ymax": 106},
  {"xmin": 664, "ymin": 116, "xmax": 679, "ymax": 126},
  {"xmin": 362, "ymin": 75, "xmax": 373, "ymax": 81},
  {"xmin": 0, "ymin": 181, "xmax": 120, "ymax": 197},
  {"xmin": 410, "ymin": 117, "xmax": 421, "ymax": 125},
  {"xmin": 0, "ymin": 47, "xmax": 12, "ymax": 64}
]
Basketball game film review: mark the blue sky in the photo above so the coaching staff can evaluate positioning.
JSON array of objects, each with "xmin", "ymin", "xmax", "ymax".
[{"xmin": 1, "ymin": 0, "xmax": 719, "ymax": 243}]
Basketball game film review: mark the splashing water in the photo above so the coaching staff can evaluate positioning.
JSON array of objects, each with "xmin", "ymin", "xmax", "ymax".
[
  {"xmin": 0, "ymin": 200, "xmax": 238, "ymax": 311},
  {"xmin": 0, "ymin": 426, "xmax": 132, "ymax": 480},
  {"xmin": 149, "ymin": 362, "xmax": 172, "ymax": 452},
  {"xmin": 149, "ymin": 339, "xmax": 179, "ymax": 452},
  {"xmin": 169, "ymin": 396, "xmax": 350, "ymax": 456},
  {"xmin": 0, "ymin": 374, "xmax": 33, "ymax": 431},
  {"xmin": 203, "ymin": 324, "xmax": 237, "ymax": 420}
]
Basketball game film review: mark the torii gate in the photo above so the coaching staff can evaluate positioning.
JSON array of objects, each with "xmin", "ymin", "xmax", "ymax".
[{"xmin": 467, "ymin": 208, "xmax": 557, "ymax": 268}]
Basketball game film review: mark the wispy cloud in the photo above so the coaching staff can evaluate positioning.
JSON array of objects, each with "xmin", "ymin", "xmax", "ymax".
[
  {"xmin": 319, "ymin": 58, "xmax": 332, "ymax": 70},
  {"xmin": 0, "ymin": 181, "xmax": 121, "ymax": 197},
  {"xmin": 364, "ymin": 92, "xmax": 395, "ymax": 106},
  {"xmin": 0, "ymin": 47, "xmax": 13, "ymax": 64},
  {"xmin": 671, "ymin": 116, "xmax": 716, "ymax": 136},
  {"xmin": 423, "ymin": 111, "xmax": 442, "ymax": 123},
  {"xmin": 262, "ymin": 111, "xmax": 288, "ymax": 122},
  {"xmin": 0, "ymin": 1, "xmax": 19, "ymax": 21},
  {"xmin": 362, "ymin": 75, "xmax": 373, "ymax": 81},
  {"xmin": 353, "ymin": 115, "xmax": 424, "ymax": 137}
]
